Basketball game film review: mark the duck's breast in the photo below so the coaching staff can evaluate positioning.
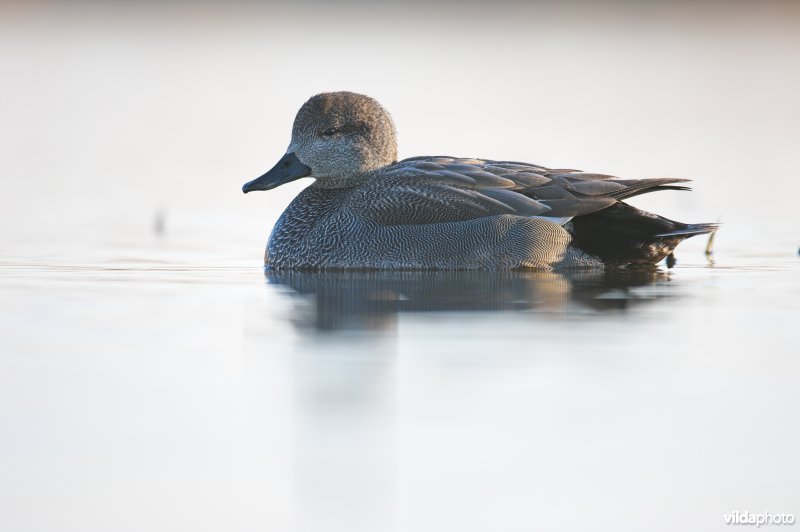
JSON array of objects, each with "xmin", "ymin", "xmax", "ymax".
[{"xmin": 267, "ymin": 186, "xmax": 362, "ymax": 268}]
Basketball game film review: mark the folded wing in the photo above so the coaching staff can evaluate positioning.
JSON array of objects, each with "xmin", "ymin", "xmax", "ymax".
[{"xmin": 354, "ymin": 156, "xmax": 690, "ymax": 226}]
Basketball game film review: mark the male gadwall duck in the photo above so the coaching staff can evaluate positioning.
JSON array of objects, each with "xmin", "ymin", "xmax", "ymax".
[{"xmin": 243, "ymin": 91, "xmax": 716, "ymax": 270}]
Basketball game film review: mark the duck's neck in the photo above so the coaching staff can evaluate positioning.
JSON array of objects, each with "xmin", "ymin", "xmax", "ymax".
[{"xmin": 313, "ymin": 173, "xmax": 370, "ymax": 189}]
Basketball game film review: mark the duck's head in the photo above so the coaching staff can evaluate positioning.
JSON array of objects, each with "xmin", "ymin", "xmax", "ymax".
[{"xmin": 243, "ymin": 92, "xmax": 398, "ymax": 193}]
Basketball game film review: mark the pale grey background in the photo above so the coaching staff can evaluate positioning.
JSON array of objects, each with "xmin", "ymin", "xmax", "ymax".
[{"xmin": 1, "ymin": 2, "xmax": 798, "ymax": 531}]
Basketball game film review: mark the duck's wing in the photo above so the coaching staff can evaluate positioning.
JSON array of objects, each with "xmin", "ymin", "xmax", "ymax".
[
  {"xmin": 357, "ymin": 156, "xmax": 691, "ymax": 226},
  {"xmin": 461, "ymin": 158, "xmax": 691, "ymax": 217},
  {"xmin": 354, "ymin": 157, "xmax": 555, "ymax": 226}
]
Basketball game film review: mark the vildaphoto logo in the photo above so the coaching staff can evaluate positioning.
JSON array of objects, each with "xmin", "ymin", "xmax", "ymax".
[{"xmin": 724, "ymin": 511, "xmax": 796, "ymax": 527}]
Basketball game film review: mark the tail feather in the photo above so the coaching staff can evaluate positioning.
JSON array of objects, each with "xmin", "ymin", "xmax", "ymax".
[
  {"xmin": 608, "ymin": 178, "xmax": 692, "ymax": 200},
  {"xmin": 655, "ymin": 223, "xmax": 719, "ymax": 238}
]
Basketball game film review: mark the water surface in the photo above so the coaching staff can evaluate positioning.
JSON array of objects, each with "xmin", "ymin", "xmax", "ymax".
[{"xmin": 1, "ymin": 247, "xmax": 797, "ymax": 532}]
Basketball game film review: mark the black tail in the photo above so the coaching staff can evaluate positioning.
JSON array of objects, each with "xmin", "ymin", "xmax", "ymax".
[
  {"xmin": 569, "ymin": 203, "xmax": 718, "ymax": 265},
  {"xmin": 655, "ymin": 223, "xmax": 720, "ymax": 238}
]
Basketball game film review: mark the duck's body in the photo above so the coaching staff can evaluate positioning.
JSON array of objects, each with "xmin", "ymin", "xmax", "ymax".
[{"xmin": 244, "ymin": 93, "xmax": 716, "ymax": 270}]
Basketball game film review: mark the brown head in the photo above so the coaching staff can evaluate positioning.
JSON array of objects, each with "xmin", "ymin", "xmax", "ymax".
[{"xmin": 243, "ymin": 92, "xmax": 398, "ymax": 192}]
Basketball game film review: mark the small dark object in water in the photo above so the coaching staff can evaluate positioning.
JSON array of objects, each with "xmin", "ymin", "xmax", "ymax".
[
  {"xmin": 153, "ymin": 208, "xmax": 166, "ymax": 236},
  {"xmin": 666, "ymin": 253, "xmax": 676, "ymax": 268}
]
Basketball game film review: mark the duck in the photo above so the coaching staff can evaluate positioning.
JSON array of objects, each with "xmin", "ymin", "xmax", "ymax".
[{"xmin": 242, "ymin": 91, "xmax": 716, "ymax": 270}]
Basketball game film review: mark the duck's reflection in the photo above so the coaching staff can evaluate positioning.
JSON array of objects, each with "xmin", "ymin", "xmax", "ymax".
[
  {"xmin": 267, "ymin": 268, "xmax": 673, "ymax": 332},
  {"xmin": 266, "ymin": 268, "xmax": 674, "ymax": 530}
]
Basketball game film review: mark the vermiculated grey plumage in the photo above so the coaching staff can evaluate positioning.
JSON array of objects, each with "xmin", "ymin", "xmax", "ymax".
[{"xmin": 245, "ymin": 92, "xmax": 716, "ymax": 270}]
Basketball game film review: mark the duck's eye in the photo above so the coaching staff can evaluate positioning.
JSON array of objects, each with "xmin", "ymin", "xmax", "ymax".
[{"xmin": 322, "ymin": 127, "xmax": 340, "ymax": 136}]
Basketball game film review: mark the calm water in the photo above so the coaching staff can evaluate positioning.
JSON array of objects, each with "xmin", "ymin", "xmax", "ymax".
[
  {"xmin": 2, "ymin": 1, "xmax": 800, "ymax": 530},
  {"xmin": 1, "ymin": 245, "xmax": 798, "ymax": 532}
]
